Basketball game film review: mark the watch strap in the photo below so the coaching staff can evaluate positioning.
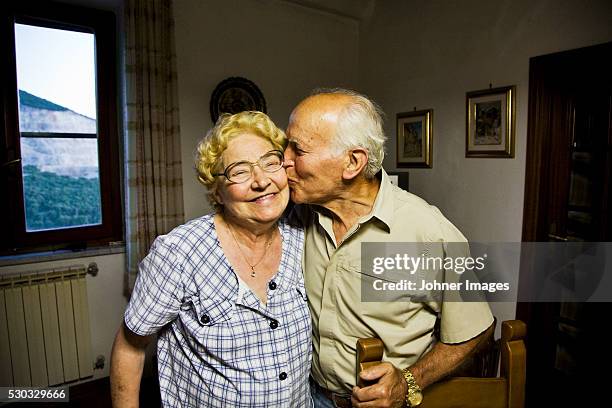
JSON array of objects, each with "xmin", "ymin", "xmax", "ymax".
[{"xmin": 401, "ymin": 367, "xmax": 423, "ymax": 407}]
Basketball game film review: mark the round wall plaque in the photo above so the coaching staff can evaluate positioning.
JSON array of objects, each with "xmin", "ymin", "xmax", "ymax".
[{"xmin": 209, "ymin": 77, "xmax": 266, "ymax": 123}]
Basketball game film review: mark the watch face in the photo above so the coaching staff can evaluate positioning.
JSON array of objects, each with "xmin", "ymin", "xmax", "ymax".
[
  {"xmin": 210, "ymin": 77, "xmax": 266, "ymax": 123},
  {"xmin": 408, "ymin": 392, "xmax": 423, "ymax": 406}
]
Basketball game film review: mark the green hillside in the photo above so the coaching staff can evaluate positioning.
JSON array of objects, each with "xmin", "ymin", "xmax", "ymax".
[{"xmin": 23, "ymin": 165, "xmax": 101, "ymax": 231}]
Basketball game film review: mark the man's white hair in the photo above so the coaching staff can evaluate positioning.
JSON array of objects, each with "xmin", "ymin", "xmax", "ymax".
[{"xmin": 311, "ymin": 88, "xmax": 386, "ymax": 178}]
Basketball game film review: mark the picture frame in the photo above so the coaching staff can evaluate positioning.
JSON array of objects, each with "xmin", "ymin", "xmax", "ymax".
[
  {"xmin": 466, "ymin": 85, "xmax": 516, "ymax": 158},
  {"xmin": 396, "ymin": 109, "xmax": 433, "ymax": 168},
  {"xmin": 210, "ymin": 77, "xmax": 266, "ymax": 123}
]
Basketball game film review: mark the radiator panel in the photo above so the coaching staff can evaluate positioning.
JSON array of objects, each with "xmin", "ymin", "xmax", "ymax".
[
  {"xmin": 72, "ymin": 278, "xmax": 93, "ymax": 379},
  {"xmin": 0, "ymin": 266, "xmax": 93, "ymax": 387},
  {"xmin": 0, "ymin": 290, "xmax": 13, "ymax": 386},
  {"xmin": 39, "ymin": 282, "xmax": 64, "ymax": 386},
  {"xmin": 22, "ymin": 284, "xmax": 48, "ymax": 386},
  {"xmin": 56, "ymin": 280, "xmax": 79, "ymax": 383},
  {"xmin": 5, "ymin": 287, "xmax": 30, "ymax": 386}
]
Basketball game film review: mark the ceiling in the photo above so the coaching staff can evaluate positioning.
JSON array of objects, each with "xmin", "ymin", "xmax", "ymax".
[{"xmin": 281, "ymin": 0, "xmax": 375, "ymax": 21}]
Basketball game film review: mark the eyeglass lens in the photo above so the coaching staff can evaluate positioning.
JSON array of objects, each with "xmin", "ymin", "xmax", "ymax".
[{"xmin": 226, "ymin": 151, "xmax": 283, "ymax": 183}]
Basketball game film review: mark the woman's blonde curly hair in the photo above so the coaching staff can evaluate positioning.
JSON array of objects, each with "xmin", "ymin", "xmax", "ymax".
[{"xmin": 195, "ymin": 111, "xmax": 287, "ymax": 209}]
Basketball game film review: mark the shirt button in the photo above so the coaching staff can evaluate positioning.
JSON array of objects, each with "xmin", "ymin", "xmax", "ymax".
[
  {"xmin": 270, "ymin": 320, "xmax": 279, "ymax": 329},
  {"xmin": 201, "ymin": 314, "xmax": 210, "ymax": 324},
  {"xmin": 268, "ymin": 281, "xmax": 277, "ymax": 290},
  {"xmin": 279, "ymin": 372, "xmax": 287, "ymax": 381}
]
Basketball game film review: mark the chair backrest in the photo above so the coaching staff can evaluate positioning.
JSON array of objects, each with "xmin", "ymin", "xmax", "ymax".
[{"xmin": 356, "ymin": 320, "xmax": 527, "ymax": 408}]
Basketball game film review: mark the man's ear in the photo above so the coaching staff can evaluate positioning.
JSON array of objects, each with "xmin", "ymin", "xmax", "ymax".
[{"xmin": 342, "ymin": 148, "xmax": 369, "ymax": 180}]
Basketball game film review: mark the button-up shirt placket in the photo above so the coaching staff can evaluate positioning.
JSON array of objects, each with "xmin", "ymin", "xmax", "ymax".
[{"xmin": 315, "ymin": 213, "xmax": 366, "ymax": 390}]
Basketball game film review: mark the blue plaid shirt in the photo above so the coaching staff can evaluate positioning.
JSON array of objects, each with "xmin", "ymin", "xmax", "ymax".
[{"xmin": 125, "ymin": 214, "xmax": 312, "ymax": 407}]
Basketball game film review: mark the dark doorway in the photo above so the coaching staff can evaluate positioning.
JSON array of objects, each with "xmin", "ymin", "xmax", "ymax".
[{"xmin": 519, "ymin": 42, "xmax": 611, "ymax": 406}]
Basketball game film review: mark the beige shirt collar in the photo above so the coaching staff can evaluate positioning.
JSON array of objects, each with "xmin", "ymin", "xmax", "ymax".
[{"xmin": 313, "ymin": 169, "xmax": 394, "ymax": 244}]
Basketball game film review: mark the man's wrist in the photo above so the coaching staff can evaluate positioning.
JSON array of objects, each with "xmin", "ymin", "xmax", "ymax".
[{"xmin": 401, "ymin": 368, "xmax": 423, "ymax": 407}]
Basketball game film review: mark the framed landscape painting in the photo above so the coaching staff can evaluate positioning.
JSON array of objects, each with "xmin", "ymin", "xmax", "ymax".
[
  {"xmin": 466, "ymin": 85, "xmax": 516, "ymax": 158},
  {"xmin": 396, "ymin": 109, "xmax": 432, "ymax": 168}
]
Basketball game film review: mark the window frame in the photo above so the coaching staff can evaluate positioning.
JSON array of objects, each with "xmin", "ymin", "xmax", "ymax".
[{"xmin": 0, "ymin": 2, "xmax": 122, "ymax": 255}]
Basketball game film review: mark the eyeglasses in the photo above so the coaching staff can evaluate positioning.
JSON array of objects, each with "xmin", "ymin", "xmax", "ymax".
[{"xmin": 214, "ymin": 150, "xmax": 284, "ymax": 183}]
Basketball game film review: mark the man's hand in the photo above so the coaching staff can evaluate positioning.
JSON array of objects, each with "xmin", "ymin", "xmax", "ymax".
[{"xmin": 351, "ymin": 362, "xmax": 407, "ymax": 408}]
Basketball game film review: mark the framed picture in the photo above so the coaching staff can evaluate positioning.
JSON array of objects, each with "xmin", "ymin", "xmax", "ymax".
[
  {"xmin": 466, "ymin": 85, "xmax": 516, "ymax": 158},
  {"xmin": 396, "ymin": 109, "xmax": 433, "ymax": 168},
  {"xmin": 210, "ymin": 77, "xmax": 266, "ymax": 123}
]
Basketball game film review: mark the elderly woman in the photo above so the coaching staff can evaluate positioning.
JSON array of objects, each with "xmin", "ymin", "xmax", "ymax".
[{"xmin": 110, "ymin": 112, "xmax": 311, "ymax": 407}]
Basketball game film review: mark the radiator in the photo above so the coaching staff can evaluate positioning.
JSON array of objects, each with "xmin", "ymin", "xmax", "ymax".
[{"xmin": 0, "ymin": 265, "xmax": 93, "ymax": 387}]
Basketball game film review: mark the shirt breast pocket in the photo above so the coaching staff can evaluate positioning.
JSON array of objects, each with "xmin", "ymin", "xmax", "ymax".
[
  {"xmin": 180, "ymin": 294, "xmax": 238, "ymax": 359},
  {"xmin": 337, "ymin": 261, "xmax": 433, "ymax": 303},
  {"xmin": 181, "ymin": 294, "xmax": 235, "ymax": 327}
]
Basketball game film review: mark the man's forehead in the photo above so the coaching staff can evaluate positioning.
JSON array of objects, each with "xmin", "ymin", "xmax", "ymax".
[
  {"xmin": 293, "ymin": 95, "xmax": 345, "ymax": 120},
  {"xmin": 287, "ymin": 114, "xmax": 317, "ymax": 143},
  {"xmin": 286, "ymin": 123, "xmax": 320, "ymax": 146},
  {"xmin": 288, "ymin": 100, "xmax": 342, "ymax": 144}
]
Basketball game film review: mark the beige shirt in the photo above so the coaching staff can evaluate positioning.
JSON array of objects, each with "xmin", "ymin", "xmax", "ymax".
[{"xmin": 301, "ymin": 170, "xmax": 493, "ymax": 393}]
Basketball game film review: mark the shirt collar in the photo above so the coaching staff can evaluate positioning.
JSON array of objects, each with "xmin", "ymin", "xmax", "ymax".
[
  {"xmin": 362, "ymin": 169, "xmax": 394, "ymax": 232},
  {"xmin": 312, "ymin": 169, "xmax": 395, "ymax": 236}
]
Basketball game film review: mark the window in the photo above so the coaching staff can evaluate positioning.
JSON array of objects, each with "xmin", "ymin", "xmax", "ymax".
[{"xmin": 1, "ymin": 2, "xmax": 122, "ymax": 254}]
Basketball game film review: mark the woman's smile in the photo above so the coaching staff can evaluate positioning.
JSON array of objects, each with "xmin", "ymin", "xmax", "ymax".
[{"xmin": 250, "ymin": 192, "xmax": 277, "ymax": 203}]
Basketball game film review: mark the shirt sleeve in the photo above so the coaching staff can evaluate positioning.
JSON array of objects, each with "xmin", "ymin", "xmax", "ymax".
[
  {"xmin": 439, "ymin": 300, "xmax": 493, "ymax": 343},
  {"xmin": 432, "ymin": 206, "xmax": 494, "ymax": 343},
  {"xmin": 124, "ymin": 235, "xmax": 184, "ymax": 336}
]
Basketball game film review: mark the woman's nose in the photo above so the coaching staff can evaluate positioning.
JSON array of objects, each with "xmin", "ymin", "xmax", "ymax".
[{"xmin": 250, "ymin": 166, "xmax": 271, "ymax": 189}]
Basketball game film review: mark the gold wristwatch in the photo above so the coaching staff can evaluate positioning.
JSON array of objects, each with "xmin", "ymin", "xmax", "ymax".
[{"xmin": 401, "ymin": 368, "xmax": 423, "ymax": 407}]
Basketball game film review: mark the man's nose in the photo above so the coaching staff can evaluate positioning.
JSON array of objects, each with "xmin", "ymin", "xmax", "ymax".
[{"xmin": 284, "ymin": 145, "xmax": 295, "ymax": 167}]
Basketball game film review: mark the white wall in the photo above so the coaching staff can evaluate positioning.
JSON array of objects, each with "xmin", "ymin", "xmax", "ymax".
[
  {"xmin": 174, "ymin": 0, "xmax": 361, "ymax": 220},
  {"xmin": 359, "ymin": 0, "xmax": 612, "ymax": 324}
]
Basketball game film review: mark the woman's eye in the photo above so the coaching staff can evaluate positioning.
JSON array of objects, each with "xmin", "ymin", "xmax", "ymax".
[
  {"xmin": 231, "ymin": 169, "xmax": 248, "ymax": 177},
  {"xmin": 264, "ymin": 158, "xmax": 281, "ymax": 166}
]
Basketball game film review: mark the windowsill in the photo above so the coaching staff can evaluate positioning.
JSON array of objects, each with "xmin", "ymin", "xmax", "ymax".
[{"xmin": 0, "ymin": 243, "xmax": 125, "ymax": 267}]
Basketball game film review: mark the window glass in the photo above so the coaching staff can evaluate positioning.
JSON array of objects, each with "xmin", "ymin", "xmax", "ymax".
[{"xmin": 14, "ymin": 23, "xmax": 101, "ymax": 232}]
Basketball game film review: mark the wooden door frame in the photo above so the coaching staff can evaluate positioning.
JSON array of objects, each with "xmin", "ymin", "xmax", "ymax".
[{"xmin": 518, "ymin": 41, "xmax": 612, "ymax": 405}]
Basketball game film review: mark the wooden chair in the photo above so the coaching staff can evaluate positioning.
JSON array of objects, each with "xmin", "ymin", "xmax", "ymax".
[{"xmin": 356, "ymin": 320, "xmax": 527, "ymax": 408}]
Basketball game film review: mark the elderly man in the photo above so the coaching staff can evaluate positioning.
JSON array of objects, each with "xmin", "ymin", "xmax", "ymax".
[{"xmin": 284, "ymin": 89, "xmax": 494, "ymax": 408}]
